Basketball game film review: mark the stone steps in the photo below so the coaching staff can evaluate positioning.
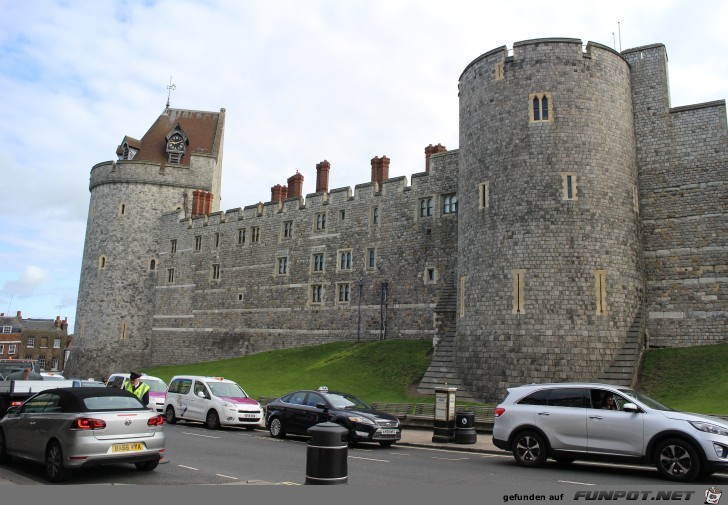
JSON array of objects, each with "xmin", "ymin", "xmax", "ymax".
[{"xmin": 595, "ymin": 304, "xmax": 645, "ymax": 387}]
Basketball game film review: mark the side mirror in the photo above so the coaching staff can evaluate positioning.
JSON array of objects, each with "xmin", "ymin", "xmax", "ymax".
[
  {"xmin": 623, "ymin": 402, "xmax": 640, "ymax": 413},
  {"xmin": 6, "ymin": 406, "xmax": 18, "ymax": 415},
  {"xmin": 316, "ymin": 403, "xmax": 328, "ymax": 411}
]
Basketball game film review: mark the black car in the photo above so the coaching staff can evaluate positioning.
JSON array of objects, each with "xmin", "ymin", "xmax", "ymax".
[{"xmin": 265, "ymin": 388, "xmax": 401, "ymax": 447}]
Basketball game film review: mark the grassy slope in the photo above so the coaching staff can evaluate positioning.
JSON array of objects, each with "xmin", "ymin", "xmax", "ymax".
[
  {"xmin": 638, "ymin": 343, "xmax": 728, "ymax": 414},
  {"xmin": 144, "ymin": 339, "xmax": 434, "ymax": 403},
  {"xmin": 144, "ymin": 339, "xmax": 728, "ymax": 414}
]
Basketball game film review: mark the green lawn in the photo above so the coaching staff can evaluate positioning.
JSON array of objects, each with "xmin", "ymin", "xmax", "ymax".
[
  {"xmin": 639, "ymin": 343, "xmax": 728, "ymax": 415},
  {"xmin": 143, "ymin": 339, "xmax": 434, "ymax": 403},
  {"xmin": 144, "ymin": 339, "xmax": 728, "ymax": 415}
]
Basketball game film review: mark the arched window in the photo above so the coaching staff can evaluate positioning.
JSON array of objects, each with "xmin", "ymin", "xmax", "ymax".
[
  {"xmin": 533, "ymin": 96, "xmax": 540, "ymax": 121},
  {"xmin": 541, "ymin": 96, "xmax": 549, "ymax": 120},
  {"xmin": 149, "ymin": 259, "xmax": 156, "ymax": 271}
]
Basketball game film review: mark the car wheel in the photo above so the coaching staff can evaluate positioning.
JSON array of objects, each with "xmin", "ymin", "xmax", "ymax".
[
  {"xmin": 206, "ymin": 410, "xmax": 221, "ymax": 430},
  {"xmin": 165, "ymin": 406, "xmax": 177, "ymax": 424},
  {"xmin": 269, "ymin": 417, "xmax": 286, "ymax": 438},
  {"xmin": 379, "ymin": 441, "xmax": 394, "ymax": 448},
  {"xmin": 512, "ymin": 431, "xmax": 548, "ymax": 468},
  {"xmin": 655, "ymin": 438, "xmax": 700, "ymax": 482},
  {"xmin": 0, "ymin": 429, "xmax": 11, "ymax": 464},
  {"xmin": 45, "ymin": 440, "xmax": 70, "ymax": 483},
  {"xmin": 135, "ymin": 459, "xmax": 159, "ymax": 471}
]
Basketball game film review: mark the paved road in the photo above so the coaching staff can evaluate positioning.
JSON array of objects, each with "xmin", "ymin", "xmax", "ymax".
[{"xmin": 2, "ymin": 423, "xmax": 728, "ymax": 487}]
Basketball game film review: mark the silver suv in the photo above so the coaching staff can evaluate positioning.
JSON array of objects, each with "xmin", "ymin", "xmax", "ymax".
[{"xmin": 492, "ymin": 382, "xmax": 728, "ymax": 481}]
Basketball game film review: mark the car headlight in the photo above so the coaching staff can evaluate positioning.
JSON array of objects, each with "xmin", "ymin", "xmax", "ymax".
[
  {"xmin": 348, "ymin": 416, "xmax": 375, "ymax": 425},
  {"xmin": 221, "ymin": 401, "xmax": 235, "ymax": 409},
  {"xmin": 690, "ymin": 421, "xmax": 728, "ymax": 436}
]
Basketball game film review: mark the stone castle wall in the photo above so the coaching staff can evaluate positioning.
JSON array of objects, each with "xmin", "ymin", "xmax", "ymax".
[{"xmin": 147, "ymin": 151, "xmax": 459, "ymax": 367}]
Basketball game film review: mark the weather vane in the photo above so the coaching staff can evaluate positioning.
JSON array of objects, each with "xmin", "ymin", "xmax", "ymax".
[{"xmin": 166, "ymin": 76, "xmax": 176, "ymax": 109}]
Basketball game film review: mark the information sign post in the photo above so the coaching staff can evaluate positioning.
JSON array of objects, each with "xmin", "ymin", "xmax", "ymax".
[{"xmin": 432, "ymin": 386, "xmax": 457, "ymax": 443}]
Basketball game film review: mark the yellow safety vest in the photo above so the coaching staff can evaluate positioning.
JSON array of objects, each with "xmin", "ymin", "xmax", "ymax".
[{"xmin": 124, "ymin": 380, "xmax": 150, "ymax": 401}]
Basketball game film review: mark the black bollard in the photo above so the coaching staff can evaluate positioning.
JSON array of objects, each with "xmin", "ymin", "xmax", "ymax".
[
  {"xmin": 305, "ymin": 422, "xmax": 348, "ymax": 485},
  {"xmin": 454, "ymin": 411, "xmax": 477, "ymax": 444}
]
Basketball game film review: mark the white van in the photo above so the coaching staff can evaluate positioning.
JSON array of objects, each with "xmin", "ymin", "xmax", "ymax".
[
  {"xmin": 163, "ymin": 375, "xmax": 264, "ymax": 430},
  {"xmin": 106, "ymin": 372, "xmax": 168, "ymax": 413}
]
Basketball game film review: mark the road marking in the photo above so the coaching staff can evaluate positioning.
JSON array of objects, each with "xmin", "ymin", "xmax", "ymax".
[
  {"xmin": 178, "ymin": 465, "xmax": 199, "ymax": 471},
  {"xmin": 559, "ymin": 480, "xmax": 595, "ymax": 486},
  {"xmin": 431, "ymin": 456, "xmax": 470, "ymax": 461},
  {"xmin": 348, "ymin": 455, "xmax": 390, "ymax": 463},
  {"xmin": 216, "ymin": 474, "xmax": 238, "ymax": 480},
  {"xmin": 181, "ymin": 431, "xmax": 220, "ymax": 439}
]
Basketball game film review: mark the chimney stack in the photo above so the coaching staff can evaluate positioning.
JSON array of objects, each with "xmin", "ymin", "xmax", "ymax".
[
  {"xmin": 271, "ymin": 184, "xmax": 285, "ymax": 203},
  {"xmin": 315, "ymin": 160, "xmax": 330, "ymax": 193},
  {"xmin": 55, "ymin": 315, "xmax": 61, "ymax": 328},
  {"xmin": 424, "ymin": 143, "xmax": 447, "ymax": 173},
  {"xmin": 287, "ymin": 172, "xmax": 304, "ymax": 198},
  {"xmin": 16, "ymin": 311, "xmax": 21, "ymax": 320},
  {"xmin": 370, "ymin": 156, "xmax": 390, "ymax": 187}
]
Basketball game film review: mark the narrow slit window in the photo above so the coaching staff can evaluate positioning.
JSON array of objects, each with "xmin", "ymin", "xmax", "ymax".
[
  {"xmin": 561, "ymin": 173, "xmax": 578, "ymax": 201},
  {"xmin": 595, "ymin": 270, "xmax": 608, "ymax": 315},
  {"xmin": 512, "ymin": 269, "xmax": 526, "ymax": 315},
  {"xmin": 533, "ymin": 96, "xmax": 540, "ymax": 121},
  {"xmin": 167, "ymin": 268, "xmax": 175, "ymax": 283},
  {"xmin": 479, "ymin": 182, "xmax": 490, "ymax": 209},
  {"xmin": 212, "ymin": 264, "xmax": 220, "ymax": 280}
]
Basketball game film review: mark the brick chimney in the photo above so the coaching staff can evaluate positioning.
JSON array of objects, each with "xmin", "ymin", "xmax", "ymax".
[
  {"xmin": 370, "ymin": 156, "xmax": 390, "ymax": 187},
  {"xmin": 271, "ymin": 184, "xmax": 285, "ymax": 203},
  {"xmin": 55, "ymin": 315, "xmax": 61, "ymax": 328},
  {"xmin": 424, "ymin": 143, "xmax": 447, "ymax": 173},
  {"xmin": 16, "ymin": 311, "xmax": 21, "ymax": 320},
  {"xmin": 205, "ymin": 192, "xmax": 214, "ymax": 215},
  {"xmin": 62, "ymin": 317, "xmax": 68, "ymax": 332},
  {"xmin": 281, "ymin": 185, "xmax": 288, "ymax": 200},
  {"xmin": 315, "ymin": 160, "xmax": 330, "ymax": 193},
  {"xmin": 287, "ymin": 172, "xmax": 304, "ymax": 198},
  {"xmin": 192, "ymin": 190, "xmax": 202, "ymax": 216}
]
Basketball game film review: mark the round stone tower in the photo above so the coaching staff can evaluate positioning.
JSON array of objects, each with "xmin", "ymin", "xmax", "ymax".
[
  {"xmin": 456, "ymin": 38, "xmax": 644, "ymax": 401},
  {"xmin": 69, "ymin": 108, "xmax": 225, "ymax": 379}
]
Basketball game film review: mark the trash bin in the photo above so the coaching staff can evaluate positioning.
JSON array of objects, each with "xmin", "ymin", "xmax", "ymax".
[
  {"xmin": 454, "ymin": 411, "xmax": 477, "ymax": 444},
  {"xmin": 305, "ymin": 422, "xmax": 348, "ymax": 485}
]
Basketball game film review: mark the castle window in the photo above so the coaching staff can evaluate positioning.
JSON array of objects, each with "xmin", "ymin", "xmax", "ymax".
[
  {"xmin": 195, "ymin": 235, "xmax": 202, "ymax": 251},
  {"xmin": 277, "ymin": 256, "xmax": 288, "ymax": 275},
  {"xmin": 337, "ymin": 283, "xmax": 351, "ymax": 304},
  {"xmin": 425, "ymin": 267, "xmax": 437, "ymax": 284},
  {"xmin": 479, "ymin": 182, "xmax": 490, "ymax": 209},
  {"xmin": 420, "ymin": 197, "xmax": 433, "ymax": 217},
  {"xmin": 595, "ymin": 270, "xmax": 608, "ymax": 315},
  {"xmin": 338, "ymin": 250, "xmax": 352, "ymax": 271},
  {"xmin": 27, "ymin": 337, "xmax": 35, "ymax": 348},
  {"xmin": 371, "ymin": 206, "xmax": 379, "ymax": 225},
  {"xmin": 119, "ymin": 203, "xmax": 126, "ymax": 216},
  {"xmin": 561, "ymin": 173, "xmax": 578, "ymax": 201},
  {"xmin": 238, "ymin": 293, "xmax": 244, "ymax": 301},
  {"xmin": 312, "ymin": 253, "xmax": 325, "ymax": 273},
  {"xmin": 512, "ymin": 269, "xmax": 526, "ymax": 315},
  {"xmin": 340, "ymin": 209, "xmax": 346, "ymax": 221},
  {"xmin": 211, "ymin": 264, "xmax": 220, "ymax": 280},
  {"xmin": 171, "ymin": 239, "xmax": 177, "ymax": 254},
  {"xmin": 632, "ymin": 185, "xmax": 639, "ymax": 213},
  {"xmin": 168, "ymin": 152, "xmax": 182, "ymax": 164},
  {"xmin": 282, "ymin": 221, "xmax": 293, "ymax": 240},
  {"xmin": 149, "ymin": 258, "xmax": 156, "ymax": 271},
  {"xmin": 120, "ymin": 322, "xmax": 128, "ymax": 341},
  {"xmin": 315, "ymin": 212, "xmax": 326, "ymax": 231},
  {"xmin": 251, "ymin": 226, "xmax": 260, "ymax": 243},
  {"xmin": 99, "ymin": 256, "xmax": 107, "ymax": 269},
  {"xmin": 495, "ymin": 61, "xmax": 505, "ymax": 81},
  {"xmin": 167, "ymin": 268, "xmax": 175, "ymax": 283},
  {"xmin": 443, "ymin": 194, "xmax": 458, "ymax": 214},
  {"xmin": 53, "ymin": 338, "xmax": 60, "ymax": 349},
  {"xmin": 310, "ymin": 284, "xmax": 323, "ymax": 304},
  {"xmin": 214, "ymin": 233, "xmax": 220, "ymax": 249},
  {"xmin": 238, "ymin": 228, "xmax": 246, "ymax": 245},
  {"xmin": 460, "ymin": 276, "xmax": 466, "ymax": 318},
  {"xmin": 529, "ymin": 92, "xmax": 554, "ymax": 123},
  {"xmin": 367, "ymin": 248, "xmax": 376, "ymax": 270}
]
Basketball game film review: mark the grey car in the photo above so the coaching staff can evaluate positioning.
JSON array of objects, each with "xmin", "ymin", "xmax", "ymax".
[
  {"xmin": 0, "ymin": 387, "xmax": 165, "ymax": 482},
  {"xmin": 492, "ymin": 382, "xmax": 728, "ymax": 482}
]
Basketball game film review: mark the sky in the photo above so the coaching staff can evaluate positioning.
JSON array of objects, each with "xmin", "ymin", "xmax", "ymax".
[{"xmin": 0, "ymin": 0, "xmax": 726, "ymax": 332}]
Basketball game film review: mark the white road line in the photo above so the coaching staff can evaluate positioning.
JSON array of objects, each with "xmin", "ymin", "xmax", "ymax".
[
  {"xmin": 348, "ymin": 455, "xmax": 390, "ymax": 463},
  {"xmin": 216, "ymin": 474, "xmax": 239, "ymax": 480},
  {"xmin": 431, "ymin": 456, "xmax": 471, "ymax": 461},
  {"xmin": 558, "ymin": 480, "xmax": 596, "ymax": 486},
  {"xmin": 178, "ymin": 465, "xmax": 199, "ymax": 471},
  {"xmin": 181, "ymin": 431, "xmax": 220, "ymax": 439}
]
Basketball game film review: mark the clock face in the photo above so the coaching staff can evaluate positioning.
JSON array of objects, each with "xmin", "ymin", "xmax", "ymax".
[{"xmin": 168, "ymin": 134, "xmax": 185, "ymax": 151}]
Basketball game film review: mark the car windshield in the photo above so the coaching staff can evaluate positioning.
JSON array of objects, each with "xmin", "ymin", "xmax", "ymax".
[
  {"xmin": 207, "ymin": 381, "xmax": 247, "ymax": 398},
  {"xmin": 324, "ymin": 393, "xmax": 372, "ymax": 410},
  {"xmin": 142, "ymin": 378, "xmax": 168, "ymax": 393},
  {"xmin": 83, "ymin": 395, "xmax": 146, "ymax": 411},
  {"xmin": 618, "ymin": 388, "xmax": 674, "ymax": 411}
]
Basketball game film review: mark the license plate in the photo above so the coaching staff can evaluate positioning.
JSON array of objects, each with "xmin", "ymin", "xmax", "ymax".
[
  {"xmin": 379, "ymin": 429, "xmax": 398, "ymax": 435},
  {"xmin": 111, "ymin": 443, "xmax": 144, "ymax": 453},
  {"xmin": 241, "ymin": 413, "xmax": 258, "ymax": 418}
]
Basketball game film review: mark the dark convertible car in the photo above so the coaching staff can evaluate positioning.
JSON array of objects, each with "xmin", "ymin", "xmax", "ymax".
[{"xmin": 265, "ymin": 387, "xmax": 401, "ymax": 446}]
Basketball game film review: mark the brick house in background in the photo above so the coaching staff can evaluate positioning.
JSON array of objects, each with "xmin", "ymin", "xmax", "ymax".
[{"xmin": 0, "ymin": 311, "xmax": 71, "ymax": 371}]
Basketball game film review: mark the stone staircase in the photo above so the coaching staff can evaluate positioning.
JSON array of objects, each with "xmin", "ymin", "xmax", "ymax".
[
  {"xmin": 416, "ymin": 275, "xmax": 480, "ymax": 402},
  {"xmin": 595, "ymin": 302, "xmax": 645, "ymax": 387}
]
